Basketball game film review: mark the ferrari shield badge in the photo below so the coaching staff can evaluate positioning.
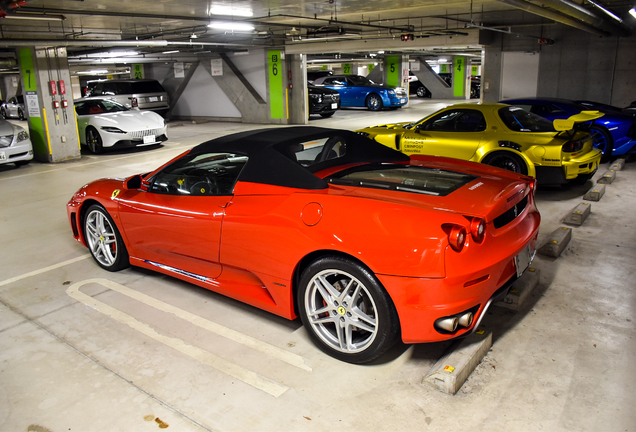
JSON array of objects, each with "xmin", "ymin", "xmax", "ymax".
[{"xmin": 112, "ymin": 189, "xmax": 121, "ymax": 199}]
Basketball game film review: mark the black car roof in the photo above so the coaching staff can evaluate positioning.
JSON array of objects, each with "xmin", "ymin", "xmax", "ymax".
[{"xmin": 189, "ymin": 127, "xmax": 410, "ymax": 190}]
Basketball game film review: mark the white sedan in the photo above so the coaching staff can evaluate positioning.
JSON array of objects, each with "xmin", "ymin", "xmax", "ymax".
[
  {"xmin": 74, "ymin": 98, "xmax": 168, "ymax": 154},
  {"xmin": 0, "ymin": 118, "xmax": 33, "ymax": 166}
]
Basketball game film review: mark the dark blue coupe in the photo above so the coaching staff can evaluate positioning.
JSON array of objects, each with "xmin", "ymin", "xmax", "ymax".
[
  {"xmin": 501, "ymin": 98, "xmax": 636, "ymax": 160},
  {"xmin": 313, "ymin": 74, "xmax": 407, "ymax": 111}
]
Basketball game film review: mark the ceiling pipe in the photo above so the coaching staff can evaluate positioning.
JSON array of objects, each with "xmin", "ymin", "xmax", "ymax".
[
  {"xmin": 0, "ymin": 39, "xmax": 258, "ymax": 48},
  {"xmin": 527, "ymin": 0, "xmax": 631, "ymax": 36},
  {"xmin": 495, "ymin": 0, "xmax": 608, "ymax": 36}
]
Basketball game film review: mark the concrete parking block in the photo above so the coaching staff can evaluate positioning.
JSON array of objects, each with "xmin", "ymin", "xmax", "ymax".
[
  {"xmin": 597, "ymin": 170, "xmax": 616, "ymax": 184},
  {"xmin": 422, "ymin": 330, "xmax": 492, "ymax": 395},
  {"xmin": 497, "ymin": 268, "xmax": 540, "ymax": 310},
  {"xmin": 564, "ymin": 202, "xmax": 591, "ymax": 226},
  {"xmin": 538, "ymin": 227, "xmax": 572, "ymax": 257},
  {"xmin": 583, "ymin": 184, "xmax": 606, "ymax": 201},
  {"xmin": 610, "ymin": 158, "xmax": 626, "ymax": 171}
]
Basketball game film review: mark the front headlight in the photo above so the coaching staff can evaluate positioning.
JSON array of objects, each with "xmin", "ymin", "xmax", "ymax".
[
  {"xmin": 17, "ymin": 130, "xmax": 29, "ymax": 142},
  {"xmin": 356, "ymin": 131, "xmax": 370, "ymax": 137},
  {"xmin": 309, "ymin": 94, "xmax": 322, "ymax": 103},
  {"xmin": 100, "ymin": 126, "xmax": 126, "ymax": 134}
]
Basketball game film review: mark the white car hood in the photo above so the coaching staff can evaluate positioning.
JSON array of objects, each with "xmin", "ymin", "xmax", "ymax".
[
  {"xmin": 87, "ymin": 110, "xmax": 164, "ymax": 130},
  {"xmin": 0, "ymin": 120, "xmax": 17, "ymax": 136}
]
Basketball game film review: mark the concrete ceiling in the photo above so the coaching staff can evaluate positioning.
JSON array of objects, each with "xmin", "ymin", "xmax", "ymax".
[{"xmin": 0, "ymin": 0, "xmax": 633, "ymax": 73}]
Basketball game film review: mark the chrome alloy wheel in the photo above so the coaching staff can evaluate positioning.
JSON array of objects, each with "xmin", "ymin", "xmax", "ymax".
[
  {"xmin": 85, "ymin": 209, "xmax": 118, "ymax": 267},
  {"xmin": 304, "ymin": 269, "xmax": 379, "ymax": 354}
]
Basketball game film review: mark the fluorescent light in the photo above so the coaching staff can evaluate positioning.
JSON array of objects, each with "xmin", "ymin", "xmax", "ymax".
[
  {"xmin": 162, "ymin": 50, "xmax": 180, "ymax": 54},
  {"xmin": 208, "ymin": 22, "xmax": 255, "ymax": 31},
  {"xmin": 76, "ymin": 69, "xmax": 109, "ymax": 75},
  {"xmin": 586, "ymin": 0, "xmax": 623, "ymax": 22},
  {"xmin": 5, "ymin": 13, "xmax": 65, "ymax": 21},
  {"xmin": 209, "ymin": 5, "xmax": 253, "ymax": 17},
  {"xmin": 630, "ymin": 7, "xmax": 636, "ymax": 18},
  {"xmin": 85, "ymin": 51, "xmax": 139, "ymax": 58}
]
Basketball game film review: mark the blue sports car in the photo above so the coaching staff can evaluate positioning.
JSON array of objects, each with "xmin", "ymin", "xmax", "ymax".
[
  {"xmin": 313, "ymin": 74, "xmax": 407, "ymax": 111},
  {"xmin": 501, "ymin": 98, "xmax": 636, "ymax": 160}
]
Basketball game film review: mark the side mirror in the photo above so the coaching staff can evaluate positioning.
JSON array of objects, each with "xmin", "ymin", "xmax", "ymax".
[{"xmin": 125, "ymin": 174, "xmax": 143, "ymax": 190}]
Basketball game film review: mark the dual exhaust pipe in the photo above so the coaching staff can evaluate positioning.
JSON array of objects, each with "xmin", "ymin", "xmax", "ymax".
[{"xmin": 434, "ymin": 311, "xmax": 474, "ymax": 333}]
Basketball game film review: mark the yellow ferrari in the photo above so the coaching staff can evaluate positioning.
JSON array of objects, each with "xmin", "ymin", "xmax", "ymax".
[{"xmin": 356, "ymin": 103, "xmax": 603, "ymax": 185}]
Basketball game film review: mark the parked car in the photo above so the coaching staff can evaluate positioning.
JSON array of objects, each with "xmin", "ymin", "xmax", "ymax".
[
  {"xmin": 307, "ymin": 70, "xmax": 333, "ymax": 83},
  {"xmin": 501, "ymin": 97, "xmax": 636, "ymax": 161},
  {"xmin": 576, "ymin": 100, "xmax": 636, "ymax": 118},
  {"xmin": 356, "ymin": 103, "xmax": 602, "ymax": 185},
  {"xmin": 0, "ymin": 118, "xmax": 33, "ymax": 166},
  {"xmin": 313, "ymin": 74, "xmax": 407, "ymax": 111},
  {"xmin": 67, "ymin": 126, "xmax": 540, "ymax": 363},
  {"xmin": 407, "ymin": 72, "xmax": 432, "ymax": 98},
  {"xmin": 1, "ymin": 95, "xmax": 26, "ymax": 120},
  {"xmin": 85, "ymin": 79, "xmax": 169, "ymax": 115},
  {"xmin": 74, "ymin": 98, "xmax": 167, "ymax": 154},
  {"xmin": 308, "ymin": 84, "xmax": 340, "ymax": 118}
]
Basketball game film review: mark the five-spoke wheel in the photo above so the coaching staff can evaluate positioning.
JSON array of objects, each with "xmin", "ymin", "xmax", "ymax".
[
  {"xmin": 86, "ymin": 127, "xmax": 104, "ymax": 154},
  {"xmin": 299, "ymin": 256, "xmax": 399, "ymax": 363},
  {"xmin": 84, "ymin": 205, "xmax": 129, "ymax": 271}
]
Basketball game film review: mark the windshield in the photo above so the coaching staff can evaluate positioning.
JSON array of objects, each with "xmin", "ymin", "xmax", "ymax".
[
  {"xmin": 348, "ymin": 75, "xmax": 374, "ymax": 86},
  {"xmin": 75, "ymin": 99, "xmax": 129, "ymax": 115},
  {"xmin": 498, "ymin": 106, "xmax": 555, "ymax": 132},
  {"xmin": 326, "ymin": 164, "xmax": 477, "ymax": 196}
]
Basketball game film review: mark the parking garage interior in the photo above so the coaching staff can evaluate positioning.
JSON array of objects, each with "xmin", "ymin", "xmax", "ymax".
[{"xmin": 1, "ymin": 0, "xmax": 636, "ymax": 431}]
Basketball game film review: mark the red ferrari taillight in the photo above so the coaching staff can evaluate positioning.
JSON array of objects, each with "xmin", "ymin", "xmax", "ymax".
[
  {"xmin": 446, "ymin": 225, "xmax": 467, "ymax": 252},
  {"xmin": 562, "ymin": 139, "xmax": 584, "ymax": 153},
  {"xmin": 131, "ymin": 97, "xmax": 138, "ymax": 108},
  {"xmin": 470, "ymin": 217, "xmax": 486, "ymax": 243}
]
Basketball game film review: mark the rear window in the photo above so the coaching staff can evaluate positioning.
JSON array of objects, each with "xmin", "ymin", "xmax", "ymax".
[
  {"xmin": 131, "ymin": 81, "xmax": 166, "ymax": 93},
  {"xmin": 499, "ymin": 106, "xmax": 555, "ymax": 132},
  {"xmin": 326, "ymin": 164, "xmax": 477, "ymax": 196},
  {"xmin": 276, "ymin": 135, "xmax": 347, "ymax": 167}
]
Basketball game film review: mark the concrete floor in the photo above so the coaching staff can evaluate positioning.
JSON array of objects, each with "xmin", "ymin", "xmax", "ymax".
[{"xmin": 1, "ymin": 99, "xmax": 635, "ymax": 432}]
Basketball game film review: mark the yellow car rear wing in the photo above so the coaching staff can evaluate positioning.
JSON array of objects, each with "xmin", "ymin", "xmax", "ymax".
[{"xmin": 553, "ymin": 110, "xmax": 604, "ymax": 131}]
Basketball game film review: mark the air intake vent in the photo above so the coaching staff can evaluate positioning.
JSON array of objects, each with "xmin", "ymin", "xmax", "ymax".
[{"xmin": 494, "ymin": 196, "xmax": 528, "ymax": 229}]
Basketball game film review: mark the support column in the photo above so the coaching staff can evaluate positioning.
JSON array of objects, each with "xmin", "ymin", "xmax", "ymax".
[
  {"xmin": 17, "ymin": 47, "xmax": 80, "ymax": 163},
  {"xmin": 288, "ymin": 54, "xmax": 307, "ymax": 124}
]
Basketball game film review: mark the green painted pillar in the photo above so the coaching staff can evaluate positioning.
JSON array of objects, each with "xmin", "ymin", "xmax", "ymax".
[{"xmin": 17, "ymin": 47, "xmax": 80, "ymax": 163}]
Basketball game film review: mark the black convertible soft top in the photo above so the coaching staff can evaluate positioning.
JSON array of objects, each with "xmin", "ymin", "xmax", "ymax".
[{"xmin": 190, "ymin": 127, "xmax": 410, "ymax": 190}]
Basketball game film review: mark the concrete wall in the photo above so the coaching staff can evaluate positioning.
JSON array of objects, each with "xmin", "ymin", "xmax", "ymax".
[
  {"xmin": 483, "ymin": 25, "xmax": 636, "ymax": 107},
  {"xmin": 146, "ymin": 48, "xmax": 277, "ymax": 123}
]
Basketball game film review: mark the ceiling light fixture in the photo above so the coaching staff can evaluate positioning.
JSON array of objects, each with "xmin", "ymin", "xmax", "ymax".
[
  {"xmin": 208, "ymin": 21, "xmax": 255, "ymax": 31},
  {"xmin": 190, "ymin": 33, "xmax": 198, "ymax": 39},
  {"xmin": 4, "ymin": 13, "xmax": 66, "ymax": 21},
  {"xmin": 630, "ymin": 7, "xmax": 636, "ymax": 18},
  {"xmin": 586, "ymin": 0, "xmax": 623, "ymax": 22},
  {"xmin": 162, "ymin": 50, "xmax": 180, "ymax": 54},
  {"xmin": 209, "ymin": 6, "xmax": 253, "ymax": 17}
]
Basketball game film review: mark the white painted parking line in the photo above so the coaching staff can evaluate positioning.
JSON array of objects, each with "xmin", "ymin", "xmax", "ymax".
[
  {"xmin": 0, "ymin": 254, "xmax": 91, "ymax": 288},
  {"xmin": 67, "ymin": 278, "xmax": 293, "ymax": 397}
]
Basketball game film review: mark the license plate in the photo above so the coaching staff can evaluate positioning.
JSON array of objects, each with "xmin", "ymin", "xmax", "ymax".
[
  {"xmin": 0, "ymin": 151, "xmax": 5, "ymax": 161},
  {"xmin": 331, "ymin": 103, "xmax": 338, "ymax": 109},
  {"xmin": 514, "ymin": 243, "xmax": 534, "ymax": 278},
  {"xmin": 143, "ymin": 135, "xmax": 156, "ymax": 144},
  {"xmin": 148, "ymin": 97, "xmax": 158, "ymax": 102}
]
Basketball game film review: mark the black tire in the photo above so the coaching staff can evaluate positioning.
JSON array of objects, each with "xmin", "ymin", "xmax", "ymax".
[
  {"xmin": 86, "ymin": 127, "xmax": 104, "ymax": 154},
  {"xmin": 0, "ymin": 109, "xmax": 5, "ymax": 119},
  {"xmin": 298, "ymin": 256, "xmax": 400, "ymax": 364},
  {"xmin": 14, "ymin": 160, "xmax": 30, "ymax": 167},
  {"xmin": 365, "ymin": 94, "xmax": 383, "ymax": 111},
  {"xmin": 320, "ymin": 112, "xmax": 335, "ymax": 118},
  {"xmin": 483, "ymin": 152, "xmax": 528, "ymax": 175},
  {"xmin": 416, "ymin": 86, "xmax": 430, "ymax": 98},
  {"xmin": 18, "ymin": 108, "xmax": 25, "ymax": 120},
  {"xmin": 571, "ymin": 172, "xmax": 594, "ymax": 185},
  {"xmin": 590, "ymin": 126, "xmax": 613, "ymax": 163},
  {"xmin": 83, "ymin": 204, "xmax": 130, "ymax": 272}
]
